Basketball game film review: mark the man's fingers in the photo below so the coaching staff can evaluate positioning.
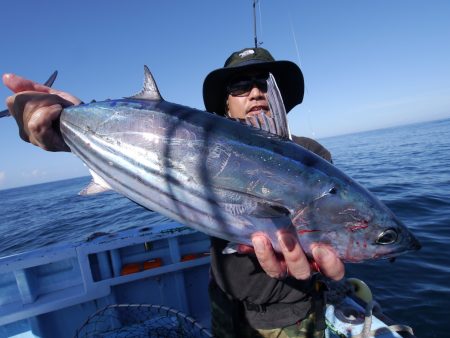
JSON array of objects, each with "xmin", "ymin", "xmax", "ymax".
[
  {"xmin": 52, "ymin": 91, "xmax": 81, "ymax": 105},
  {"xmin": 312, "ymin": 246, "xmax": 345, "ymax": 281},
  {"xmin": 3, "ymin": 73, "xmax": 81, "ymax": 105},
  {"xmin": 278, "ymin": 232, "xmax": 311, "ymax": 280},
  {"xmin": 249, "ymin": 234, "xmax": 345, "ymax": 282},
  {"xmin": 3, "ymin": 73, "xmax": 50, "ymax": 93},
  {"xmin": 28, "ymin": 104, "xmax": 70, "ymax": 152},
  {"xmin": 236, "ymin": 244, "xmax": 255, "ymax": 255},
  {"xmin": 14, "ymin": 92, "xmax": 74, "ymax": 117},
  {"xmin": 7, "ymin": 92, "xmax": 73, "ymax": 151},
  {"xmin": 6, "ymin": 94, "xmax": 18, "ymax": 121},
  {"xmin": 252, "ymin": 235, "xmax": 285, "ymax": 279}
]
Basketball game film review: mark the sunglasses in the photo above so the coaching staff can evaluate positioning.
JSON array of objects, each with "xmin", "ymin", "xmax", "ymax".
[{"xmin": 226, "ymin": 74, "xmax": 269, "ymax": 97}]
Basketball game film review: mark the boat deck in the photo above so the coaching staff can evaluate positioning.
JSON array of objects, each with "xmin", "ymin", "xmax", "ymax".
[{"xmin": 0, "ymin": 222, "xmax": 211, "ymax": 337}]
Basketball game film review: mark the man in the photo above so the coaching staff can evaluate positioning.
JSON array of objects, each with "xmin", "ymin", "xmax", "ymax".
[
  {"xmin": 202, "ymin": 47, "xmax": 343, "ymax": 337},
  {"xmin": 3, "ymin": 47, "xmax": 344, "ymax": 337}
]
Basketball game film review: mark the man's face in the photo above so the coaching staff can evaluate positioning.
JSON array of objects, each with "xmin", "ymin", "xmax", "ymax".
[{"xmin": 225, "ymin": 72, "xmax": 270, "ymax": 119}]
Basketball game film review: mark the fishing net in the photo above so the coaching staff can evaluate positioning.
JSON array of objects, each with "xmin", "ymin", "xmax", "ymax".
[{"xmin": 74, "ymin": 304, "xmax": 212, "ymax": 338}]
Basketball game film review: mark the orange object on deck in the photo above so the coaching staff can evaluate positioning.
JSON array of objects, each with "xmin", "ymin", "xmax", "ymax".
[
  {"xmin": 143, "ymin": 258, "xmax": 162, "ymax": 270},
  {"xmin": 120, "ymin": 263, "xmax": 141, "ymax": 275},
  {"xmin": 120, "ymin": 258, "xmax": 163, "ymax": 276},
  {"xmin": 181, "ymin": 252, "xmax": 210, "ymax": 262}
]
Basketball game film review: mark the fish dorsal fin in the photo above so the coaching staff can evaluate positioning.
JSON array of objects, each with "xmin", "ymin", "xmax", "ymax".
[
  {"xmin": 79, "ymin": 169, "xmax": 113, "ymax": 196},
  {"xmin": 264, "ymin": 72, "xmax": 292, "ymax": 140},
  {"xmin": 126, "ymin": 65, "xmax": 162, "ymax": 101}
]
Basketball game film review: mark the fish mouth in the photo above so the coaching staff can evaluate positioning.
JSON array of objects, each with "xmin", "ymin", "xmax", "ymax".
[
  {"xmin": 409, "ymin": 235, "xmax": 422, "ymax": 251},
  {"xmin": 401, "ymin": 227, "xmax": 422, "ymax": 252}
]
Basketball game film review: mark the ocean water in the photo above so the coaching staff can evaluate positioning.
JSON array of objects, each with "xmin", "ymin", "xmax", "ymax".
[{"xmin": 1, "ymin": 118, "xmax": 449, "ymax": 337}]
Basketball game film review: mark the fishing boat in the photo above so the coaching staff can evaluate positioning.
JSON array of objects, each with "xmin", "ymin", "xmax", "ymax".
[{"xmin": 0, "ymin": 219, "xmax": 416, "ymax": 338}]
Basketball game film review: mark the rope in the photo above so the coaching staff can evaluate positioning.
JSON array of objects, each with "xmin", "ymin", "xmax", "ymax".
[{"xmin": 350, "ymin": 324, "xmax": 415, "ymax": 338}]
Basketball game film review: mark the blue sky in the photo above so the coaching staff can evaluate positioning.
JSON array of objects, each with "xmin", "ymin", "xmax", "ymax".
[{"xmin": 1, "ymin": 0, "xmax": 449, "ymax": 190}]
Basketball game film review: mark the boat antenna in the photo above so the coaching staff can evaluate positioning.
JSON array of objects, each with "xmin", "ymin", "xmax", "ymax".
[{"xmin": 252, "ymin": 0, "xmax": 263, "ymax": 48}]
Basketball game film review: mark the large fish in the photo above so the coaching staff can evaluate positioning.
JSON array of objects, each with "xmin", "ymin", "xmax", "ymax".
[{"xmin": 60, "ymin": 66, "xmax": 420, "ymax": 262}]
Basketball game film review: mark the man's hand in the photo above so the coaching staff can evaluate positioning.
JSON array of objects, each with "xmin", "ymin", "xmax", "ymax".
[
  {"xmin": 3, "ymin": 73, "xmax": 81, "ymax": 152},
  {"xmin": 239, "ymin": 232, "xmax": 345, "ymax": 281}
]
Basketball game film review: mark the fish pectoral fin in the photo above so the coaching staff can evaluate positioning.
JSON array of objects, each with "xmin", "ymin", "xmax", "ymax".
[
  {"xmin": 219, "ymin": 201, "xmax": 254, "ymax": 216},
  {"xmin": 250, "ymin": 203, "xmax": 291, "ymax": 218},
  {"xmin": 79, "ymin": 170, "xmax": 113, "ymax": 196},
  {"xmin": 219, "ymin": 199, "xmax": 290, "ymax": 218}
]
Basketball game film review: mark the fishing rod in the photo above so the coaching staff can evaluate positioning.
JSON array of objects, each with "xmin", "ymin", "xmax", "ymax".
[
  {"xmin": 252, "ymin": 0, "xmax": 263, "ymax": 48},
  {"xmin": 0, "ymin": 70, "xmax": 58, "ymax": 118}
]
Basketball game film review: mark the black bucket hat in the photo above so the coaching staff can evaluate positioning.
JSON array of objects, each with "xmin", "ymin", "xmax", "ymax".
[{"xmin": 203, "ymin": 47, "xmax": 304, "ymax": 116}]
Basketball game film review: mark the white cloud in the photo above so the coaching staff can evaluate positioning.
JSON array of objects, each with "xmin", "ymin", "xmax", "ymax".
[
  {"xmin": 22, "ymin": 169, "xmax": 48, "ymax": 179},
  {"xmin": 0, "ymin": 171, "xmax": 5, "ymax": 184}
]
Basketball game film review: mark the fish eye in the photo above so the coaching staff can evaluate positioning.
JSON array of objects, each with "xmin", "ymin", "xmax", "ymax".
[
  {"xmin": 376, "ymin": 228, "xmax": 398, "ymax": 245},
  {"xmin": 328, "ymin": 187, "xmax": 337, "ymax": 195}
]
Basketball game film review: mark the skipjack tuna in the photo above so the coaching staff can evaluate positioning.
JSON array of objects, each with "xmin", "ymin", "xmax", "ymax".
[{"xmin": 59, "ymin": 66, "xmax": 420, "ymax": 262}]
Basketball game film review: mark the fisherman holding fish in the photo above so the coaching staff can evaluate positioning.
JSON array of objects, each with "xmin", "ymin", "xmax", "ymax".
[
  {"xmin": 3, "ymin": 48, "xmax": 346, "ymax": 337},
  {"xmin": 203, "ymin": 48, "xmax": 344, "ymax": 337}
]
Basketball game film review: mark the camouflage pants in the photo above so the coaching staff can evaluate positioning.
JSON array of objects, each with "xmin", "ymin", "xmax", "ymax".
[
  {"xmin": 256, "ymin": 313, "xmax": 324, "ymax": 338},
  {"xmin": 209, "ymin": 283, "xmax": 324, "ymax": 338}
]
